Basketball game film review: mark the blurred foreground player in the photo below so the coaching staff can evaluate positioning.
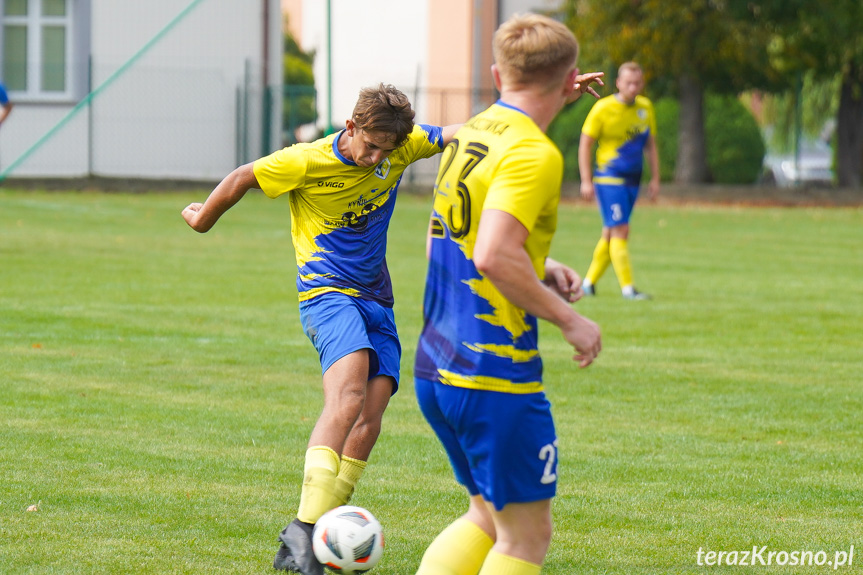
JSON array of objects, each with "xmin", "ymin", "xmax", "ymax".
[{"xmin": 414, "ymin": 13, "xmax": 603, "ymax": 575}]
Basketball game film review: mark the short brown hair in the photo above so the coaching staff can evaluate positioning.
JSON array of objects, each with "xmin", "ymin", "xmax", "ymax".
[
  {"xmin": 351, "ymin": 84, "xmax": 416, "ymax": 147},
  {"xmin": 493, "ymin": 13, "xmax": 579, "ymax": 88}
]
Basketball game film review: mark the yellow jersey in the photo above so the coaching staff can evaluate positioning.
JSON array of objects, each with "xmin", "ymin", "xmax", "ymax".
[
  {"xmin": 581, "ymin": 94, "xmax": 656, "ymax": 181},
  {"xmin": 253, "ymin": 124, "xmax": 444, "ymax": 306},
  {"xmin": 415, "ymin": 101, "xmax": 562, "ymax": 393}
]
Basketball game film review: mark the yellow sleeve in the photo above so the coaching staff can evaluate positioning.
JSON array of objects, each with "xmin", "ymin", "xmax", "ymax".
[
  {"xmin": 580, "ymin": 98, "xmax": 605, "ymax": 140},
  {"xmin": 253, "ymin": 146, "xmax": 308, "ymax": 198}
]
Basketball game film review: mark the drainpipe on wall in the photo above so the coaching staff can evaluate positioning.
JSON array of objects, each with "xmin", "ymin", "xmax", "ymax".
[
  {"xmin": 262, "ymin": 0, "xmax": 272, "ymax": 155},
  {"xmin": 326, "ymin": 0, "xmax": 334, "ymax": 135}
]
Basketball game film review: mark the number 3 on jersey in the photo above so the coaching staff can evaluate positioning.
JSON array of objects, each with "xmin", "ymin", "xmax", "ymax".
[{"xmin": 434, "ymin": 139, "xmax": 489, "ymax": 239}]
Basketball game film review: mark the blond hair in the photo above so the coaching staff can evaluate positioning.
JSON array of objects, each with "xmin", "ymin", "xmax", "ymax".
[
  {"xmin": 493, "ymin": 13, "xmax": 579, "ymax": 88},
  {"xmin": 618, "ymin": 61, "xmax": 643, "ymax": 76},
  {"xmin": 351, "ymin": 83, "xmax": 416, "ymax": 146}
]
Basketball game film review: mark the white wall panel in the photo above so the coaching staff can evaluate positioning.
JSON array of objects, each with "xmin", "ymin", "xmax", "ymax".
[{"xmin": 2, "ymin": 0, "xmax": 282, "ymax": 181}]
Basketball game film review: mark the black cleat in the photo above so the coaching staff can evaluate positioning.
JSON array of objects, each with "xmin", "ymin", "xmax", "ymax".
[{"xmin": 273, "ymin": 519, "xmax": 323, "ymax": 575}]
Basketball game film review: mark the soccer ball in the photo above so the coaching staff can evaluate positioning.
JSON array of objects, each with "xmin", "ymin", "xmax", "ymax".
[{"xmin": 312, "ymin": 505, "xmax": 385, "ymax": 574}]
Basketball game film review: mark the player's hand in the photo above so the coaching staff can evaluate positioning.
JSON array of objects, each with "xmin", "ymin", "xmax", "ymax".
[
  {"xmin": 562, "ymin": 314, "xmax": 602, "ymax": 368},
  {"xmin": 181, "ymin": 202, "xmax": 204, "ymax": 229},
  {"xmin": 568, "ymin": 72, "xmax": 605, "ymax": 104},
  {"xmin": 580, "ymin": 180, "xmax": 595, "ymax": 201},
  {"xmin": 648, "ymin": 179, "xmax": 660, "ymax": 202},
  {"xmin": 545, "ymin": 258, "xmax": 583, "ymax": 303}
]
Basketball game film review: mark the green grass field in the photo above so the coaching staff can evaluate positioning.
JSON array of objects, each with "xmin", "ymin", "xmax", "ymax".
[{"xmin": 1, "ymin": 188, "xmax": 861, "ymax": 574}]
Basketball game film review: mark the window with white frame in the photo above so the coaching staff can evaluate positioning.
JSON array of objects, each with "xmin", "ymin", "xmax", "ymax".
[{"xmin": 2, "ymin": 0, "xmax": 86, "ymax": 100}]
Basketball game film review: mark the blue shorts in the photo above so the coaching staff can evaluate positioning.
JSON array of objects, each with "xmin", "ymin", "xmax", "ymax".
[
  {"xmin": 415, "ymin": 377, "xmax": 558, "ymax": 510},
  {"xmin": 595, "ymin": 182, "xmax": 640, "ymax": 227},
  {"xmin": 299, "ymin": 293, "xmax": 401, "ymax": 393}
]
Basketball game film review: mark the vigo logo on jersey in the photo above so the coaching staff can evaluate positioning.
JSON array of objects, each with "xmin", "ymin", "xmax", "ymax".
[{"xmin": 318, "ymin": 180, "xmax": 345, "ymax": 188}]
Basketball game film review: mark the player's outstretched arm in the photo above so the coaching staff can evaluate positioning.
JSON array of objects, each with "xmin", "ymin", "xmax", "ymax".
[
  {"xmin": 474, "ymin": 209, "xmax": 601, "ymax": 367},
  {"xmin": 645, "ymin": 133, "xmax": 661, "ymax": 201},
  {"xmin": 440, "ymin": 124, "xmax": 463, "ymax": 146},
  {"xmin": 182, "ymin": 162, "xmax": 259, "ymax": 233},
  {"xmin": 578, "ymin": 133, "xmax": 596, "ymax": 200}
]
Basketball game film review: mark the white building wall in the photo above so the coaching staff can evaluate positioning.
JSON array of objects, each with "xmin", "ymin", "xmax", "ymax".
[
  {"xmin": 292, "ymin": 0, "xmax": 563, "ymax": 133},
  {"xmin": 1, "ymin": 0, "xmax": 282, "ymax": 182},
  {"xmin": 299, "ymin": 0, "xmax": 430, "ymax": 130},
  {"xmin": 6, "ymin": 107, "xmax": 91, "ymax": 176}
]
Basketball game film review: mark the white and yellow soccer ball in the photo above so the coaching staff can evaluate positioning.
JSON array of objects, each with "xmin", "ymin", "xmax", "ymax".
[{"xmin": 312, "ymin": 505, "xmax": 385, "ymax": 574}]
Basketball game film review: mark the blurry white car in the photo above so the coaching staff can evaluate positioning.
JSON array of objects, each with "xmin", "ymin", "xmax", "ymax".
[{"xmin": 762, "ymin": 141, "xmax": 834, "ymax": 187}]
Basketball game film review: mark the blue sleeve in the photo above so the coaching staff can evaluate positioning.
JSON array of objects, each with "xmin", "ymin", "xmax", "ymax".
[
  {"xmin": 0, "ymin": 84, "xmax": 9, "ymax": 105},
  {"xmin": 418, "ymin": 124, "xmax": 445, "ymax": 150},
  {"xmin": 399, "ymin": 124, "xmax": 445, "ymax": 163}
]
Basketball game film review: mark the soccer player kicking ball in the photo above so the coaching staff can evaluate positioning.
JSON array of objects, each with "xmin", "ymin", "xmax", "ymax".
[
  {"xmin": 182, "ymin": 84, "xmax": 459, "ymax": 575},
  {"xmin": 414, "ymin": 14, "xmax": 603, "ymax": 575},
  {"xmin": 578, "ymin": 61, "xmax": 660, "ymax": 300}
]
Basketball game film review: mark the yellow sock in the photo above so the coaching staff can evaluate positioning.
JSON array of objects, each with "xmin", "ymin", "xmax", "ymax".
[
  {"xmin": 478, "ymin": 550, "xmax": 541, "ymax": 575},
  {"xmin": 333, "ymin": 455, "xmax": 366, "ymax": 506},
  {"xmin": 584, "ymin": 237, "xmax": 610, "ymax": 285},
  {"xmin": 609, "ymin": 236, "xmax": 634, "ymax": 289},
  {"xmin": 416, "ymin": 518, "xmax": 494, "ymax": 575},
  {"xmin": 296, "ymin": 446, "xmax": 340, "ymax": 524}
]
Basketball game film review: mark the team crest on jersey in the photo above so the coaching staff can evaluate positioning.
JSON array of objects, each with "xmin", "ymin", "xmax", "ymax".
[
  {"xmin": 374, "ymin": 158, "xmax": 391, "ymax": 180},
  {"xmin": 638, "ymin": 109, "xmax": 648, "ymax": 120}
]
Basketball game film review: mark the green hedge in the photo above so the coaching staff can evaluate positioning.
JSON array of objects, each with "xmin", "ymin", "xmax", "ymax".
[
  {"xmin": 549, "ymin": 93, "xmax": 765, "ymax": 184},
  {"xmin": 547, "ymin": 97, "xmax": 596, "ymax": 182},
  {"xmin": 703, "ymin": 94, "xmax": 766, "ymax": 184}
]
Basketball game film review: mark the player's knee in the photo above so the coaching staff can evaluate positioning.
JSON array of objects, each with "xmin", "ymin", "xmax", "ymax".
[
  {"xmin": 515, "ymin": 522, "xmax": 552, "ymax": 556},
  {"xmin": 498, "ymin": 512, "xmax": 552, "ymax": 553},
  {"xmin": 610, "ymin": 223, "xmax": 629, "ymax": 238},
  {"xmin": 326, "ymin": 386, "xmax": 366, "ymax": 420}
]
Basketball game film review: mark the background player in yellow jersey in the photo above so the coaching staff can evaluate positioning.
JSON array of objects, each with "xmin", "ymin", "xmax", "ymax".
[
  {"xmin": 414, "ymin": 14, "xmax": 603, "ymax": 575},
  {"xmin": 182, "ymin": 84, "xmax": 459, "ymax": 575},
  {"xmin": 579, "ymin": 61, "xmax": 660, "ymax": 300}
]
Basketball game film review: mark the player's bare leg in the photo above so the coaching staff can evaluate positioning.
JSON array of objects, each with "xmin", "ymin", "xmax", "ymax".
[
  {"xmin": 275, "ymin": 350, "xmax": 371, "ymax": 574},
  {"xmin": 478, "ymin": 499, "xmax": 552, "ymax": 574},
  {"xmin": 333, "ymin": 374, "xmax": 393, "ymax": 506},
  {"xmin": 342, "ymin": 374, "xmax": 393, "ymax": 460},
  {"xmin": 308, "ymin": 349, "xmax": 371, "ymax": 452}
]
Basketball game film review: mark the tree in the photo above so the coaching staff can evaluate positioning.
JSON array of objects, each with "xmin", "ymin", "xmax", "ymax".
[
  {"xmin": 766, "ymin": 0, "xmax": 863, "ymax": 187},
  {"xmin": 283, "ymin": 25, "xmax": 317, "ymax": 143},
  {"xmin": 564, "ymin": 0, "xmax": 782, "ymax": 183}
]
